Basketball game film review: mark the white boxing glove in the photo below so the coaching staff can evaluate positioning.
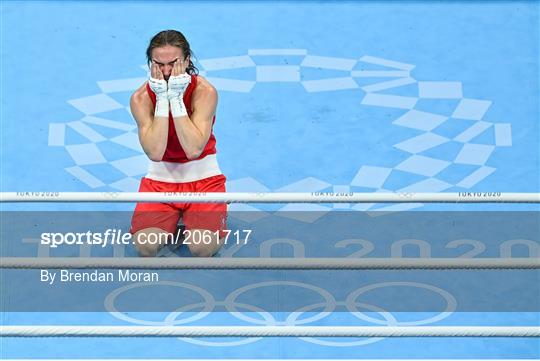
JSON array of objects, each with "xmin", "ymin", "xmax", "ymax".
[
  {"xmin": 167, "ymin": 74, "xmax": 191, "ymax": 118},
  {"xmin": 149, "ymin": 77, "xmax": 169, "ymax": 118}
]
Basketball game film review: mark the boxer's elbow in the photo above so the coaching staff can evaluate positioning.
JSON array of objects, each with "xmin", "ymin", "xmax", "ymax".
[
  {"xmin": 144, "ymin": 146, "xmax": 165, "ymax": 162},
  {"xmin": 147, "ymin": 153, "xmax": 163, "ymax": 162},
  {"xmin": 185, "ymin": 147, "xmax": 203, "ymax": 160}
]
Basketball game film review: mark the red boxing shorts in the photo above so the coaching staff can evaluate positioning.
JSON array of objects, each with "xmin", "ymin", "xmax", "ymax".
[{"xmin": 130, "ymin": 174, "xmax": 227, "ymax": 235}]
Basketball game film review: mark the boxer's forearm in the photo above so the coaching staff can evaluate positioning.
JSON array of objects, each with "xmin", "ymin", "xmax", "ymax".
[
  {"xmin": 167, "ymin": 74, "xmax": 209, "ymax": 159},
  {"xmin": 172, "ymin": 115, "xmax": 208, "ymax": 160},
  {"xmin": 139, "ymin": 116, "xmax": 169, "ymax": 161}
]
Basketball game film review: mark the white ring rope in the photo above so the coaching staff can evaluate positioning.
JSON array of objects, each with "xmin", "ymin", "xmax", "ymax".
[
  {"xmin": 1, "ymin": 192, "xmax": 539, "ymax": 203},
  {"xmin": 1, "ymin": 257, "xmax": 539, "ymax": 269},
  {"xmin": 1, "ymin": 326, "xmax": 538, "ymax": 337}
]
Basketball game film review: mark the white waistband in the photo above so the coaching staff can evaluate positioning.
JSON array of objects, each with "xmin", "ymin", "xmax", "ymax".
[{"xmin": 146, "ymin": 154, "xmax": 222, "ymax": 183}]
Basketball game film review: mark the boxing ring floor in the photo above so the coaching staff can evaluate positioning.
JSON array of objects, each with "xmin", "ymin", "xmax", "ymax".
[{"xmin": 1, "ymin": 0, "xmax": 539, "ymax": 359}]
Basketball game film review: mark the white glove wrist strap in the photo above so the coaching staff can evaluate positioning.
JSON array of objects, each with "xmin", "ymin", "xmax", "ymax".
[
  {"xmin": 170, "ymin": 97, "xmax": 187, "ymax": 118},
  {"xmin": 154, "ymin": 97, "xmax": 170, "ymax": 118}
]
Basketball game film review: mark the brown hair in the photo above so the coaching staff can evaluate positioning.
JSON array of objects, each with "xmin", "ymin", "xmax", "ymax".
[{"xmin": 146, "ymin": 30, "xmax": 199, "ymax": 75}]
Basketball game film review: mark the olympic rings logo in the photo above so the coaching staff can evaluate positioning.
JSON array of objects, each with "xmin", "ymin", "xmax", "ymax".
[
  {"xmin": 397, "ymin": 192, "xmax": 415, "ymax": 199},
  {"xmin": 101, "ymin": 192, "xmax": 120, "ymax": 199},
  {"xmin": 105, "ymin": 279, "xmax": 456, "ymax": 347}
]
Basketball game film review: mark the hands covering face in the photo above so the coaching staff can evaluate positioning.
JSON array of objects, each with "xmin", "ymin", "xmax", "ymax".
[
  {"xmin": 167, "ymin": 59, "xmax": 191, "ymax": 101},
  {"xmin": 149, "ymin": 59, "xmax": 191, "ymax": 118},
  {"xmin": 148, "ymin": 63, "xmax": 168, "ymax": 98},
  {"xmin": 149, "ymin": 60, "xmax": 191, "ymax": 95}
]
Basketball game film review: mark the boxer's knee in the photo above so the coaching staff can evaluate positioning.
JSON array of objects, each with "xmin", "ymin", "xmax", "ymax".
[
  {"xmin": 133, "ymin": 228, "xmax": 169, "ymax": 257},
  {"xmin": 187, "ymin": 230, "xmax": 222, "ymax": 257}
]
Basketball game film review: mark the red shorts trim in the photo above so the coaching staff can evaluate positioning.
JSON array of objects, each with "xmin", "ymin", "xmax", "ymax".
[{"xmin": 130, "ymin": 174, "xmax": 227, "ymax": 235}]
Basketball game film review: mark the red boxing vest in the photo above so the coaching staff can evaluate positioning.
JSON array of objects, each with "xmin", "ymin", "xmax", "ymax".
[{"xmin": 146, "ymin": 74, "xmax": 217, "ymax": 163}]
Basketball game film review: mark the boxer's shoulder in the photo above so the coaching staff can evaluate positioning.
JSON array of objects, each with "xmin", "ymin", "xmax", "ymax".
[
  {"xmin": 131, "ymin": 82, "xmax": 152, "ymax": 106},
  {"xmin": 130, "ymin": 82, "xmax": 153, "ymax": 115},
  {"xmin": 193, "ymin": 75, "xmax": 217, "ymax": 100},
  {"xmin": 194, "ymin": 75, "xmax": 217, "ymax": 98}
]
